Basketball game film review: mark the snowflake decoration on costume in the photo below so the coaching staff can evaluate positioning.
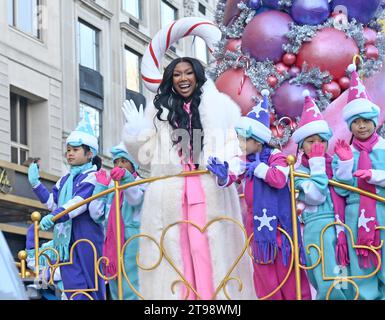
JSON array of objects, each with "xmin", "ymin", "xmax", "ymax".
[
  {"xmin": 358, "ymin": 209, "xmax": 375, "ymax": 233},
  {"xmin": 251, "ymin": 101, "xmax": 269, "ymax": 119},
  {"xmin": 56, "ymin": 223, "xmax": 71, "ymax": 237},
  {"xmin": 254, "ymin": 209, "xmax": 277, "ymax": 232}
]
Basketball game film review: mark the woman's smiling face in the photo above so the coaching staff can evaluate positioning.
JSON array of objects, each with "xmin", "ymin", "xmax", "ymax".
[{"xmin": 172, "ymin": 61, "xmax": 197, "ymax": 99}]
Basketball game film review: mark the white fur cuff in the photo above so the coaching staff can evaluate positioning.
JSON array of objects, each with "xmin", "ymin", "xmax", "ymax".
[
  {"xmin": 368, "ymin": 169, "xmax": 385, "ymax": 187},
  {"xmin": 216, "ymin": 176, "xmax": 230, "ymax": 188},
  {"xmin": 309, "ymin": 156, "xmax": 326, "ymax": 176},
  {"xmin": 336, "ymin": 158, "xmax": 354, "ymax": 181},
  {"xmin": 254, "ymin": 162, "xmax": 269, "ymax": 180}
]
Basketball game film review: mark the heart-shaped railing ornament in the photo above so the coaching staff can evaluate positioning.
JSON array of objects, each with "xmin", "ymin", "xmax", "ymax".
[
  {"xmin": 38, "ymin": 239, "xmax": 101, "ymax": 300},
  {"xmin": 299, "ymin": 222, "xmax": 385, "ymax": 300},
  {"xmin": 118, "ymin": 219, "xmax": 299, "ymax": 300}
]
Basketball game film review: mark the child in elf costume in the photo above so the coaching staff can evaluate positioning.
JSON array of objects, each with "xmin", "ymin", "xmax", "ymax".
[
  {"xmin": 207, "ymin": 90, "xmax": 311, "ymax": 300},
  {"xmin": 27, "ymin": 113, "xmax": 106, "ymax": 300},
  {"xmin": 332, "ymin": 62, "xmax": 385, "ymax": 300},
  {"xmin": 292, "ymin": 90, "xmax": 353, "ymax": 300},
  {"xmin": 91, "ymin": 142, "xmax": 145, "ymax": 300}
]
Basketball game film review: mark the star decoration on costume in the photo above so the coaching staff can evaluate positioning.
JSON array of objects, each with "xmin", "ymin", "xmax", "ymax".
[
  {"xmin": 351, "ymin": 81, "xmax": 366, "ymax": 99},
  {"xmin": 56, "ymin": 223, "xmax": 71, "ymax": 237},
  {"xmin": 358, "ymin": 209, "xmax": 375, "ymax": 233},
  {"xmin": 306, "ymin": 102, "xmax": 321, "ymax": 118},
  {"xmin": 254, "ymin": 208, "xmax": 277, "ymax": 232},
  {"xmin": 251, "ymin": 101, "xmax": 268, "ymax": 119}
]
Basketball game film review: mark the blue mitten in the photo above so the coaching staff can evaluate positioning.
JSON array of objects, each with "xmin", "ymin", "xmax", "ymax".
[
  {"xmin": 28, "ymin": 163, "xmax": 40, "ymax": 187},
  {"xmin": 245, "ymin": 153, "xmax": 261, "ymax": 180},
  {"xmin": 40, "ymin": 214, "xmax": 54, "ymax": 231},
  {"xmin": 207, "ymin": 156, "xmax": 229, "ymax": 185}
]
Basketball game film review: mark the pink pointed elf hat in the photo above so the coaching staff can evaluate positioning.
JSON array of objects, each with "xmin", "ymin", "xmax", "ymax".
[
  {"xmin": 342, "ymin": 56, "xmax": 380, "ymax": 124},
  {"xmin": 292, "ymin": 90, "xmax": 330, "ymax": 144}
]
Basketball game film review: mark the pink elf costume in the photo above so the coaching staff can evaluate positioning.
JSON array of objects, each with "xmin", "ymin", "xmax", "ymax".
[{"xmin": 208, "ymin": 90, "xmax": 311, "ymax": 300}]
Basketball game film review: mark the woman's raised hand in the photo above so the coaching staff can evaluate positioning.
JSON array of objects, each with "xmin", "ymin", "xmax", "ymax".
[{"xmin": 122, "ymin": 99, "xmax": 144, "ymax": 124}]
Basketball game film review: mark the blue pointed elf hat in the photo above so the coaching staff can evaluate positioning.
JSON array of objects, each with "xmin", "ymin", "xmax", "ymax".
[
  {"xmin": 235, "ymin": 89, "xmax": 272, "ymax": 144},
  {"xmin": 110, "ymin": 142, "xmax": 138, "ymax": 172},
  {"xmin": 66, "ymin": 112, "xmax": 99, "ymax": 156}
]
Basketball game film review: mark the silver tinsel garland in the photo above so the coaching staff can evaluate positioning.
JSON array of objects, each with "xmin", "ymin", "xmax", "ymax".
[
  {"xmin": 247, "ymin": 60, "xmax": 289, "ymax": 94},
  {"xmin": 217, "ymin": 2, "xmax": 255, "ymax": 39},
  {"xmin": 283, "ymin": 23, "xmax": 322, "ymax": 54},
  {"xmin": 278, "ymin": 0, "xmax": 293, "ymax": 10}
]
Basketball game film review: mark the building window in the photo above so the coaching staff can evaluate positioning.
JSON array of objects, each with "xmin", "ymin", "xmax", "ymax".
[
  {"xmin": 77, "ymin": 20, "xmax": 100, "ymax": 72},
  {"xmin": 125, "ymin": 47, "xmax": 142, "ymax": 93},
  {"xmin": 10, "ymin": 93, "xmax": 29, "ymax": 165},
  {"xmin": 194, "ymin": 36, "xmax": 209, "ymax": 64},
  {"xmin": 8, "ymin": 0, "xmax": 41, "ymax": 39},
  {"xmin": 161, "ymin": 0, "xmax": 177, "ymax": 28},
  {"xmin": 122, "ymin": 0, "xmax": 141, "ymax": 19},
  {"xmin": 198, "ymin": 3, "xmax": 206, "ymax": 15},
  {"xmin": 79, "ymin": 103, "xmax": 102, "ymax": 150}
]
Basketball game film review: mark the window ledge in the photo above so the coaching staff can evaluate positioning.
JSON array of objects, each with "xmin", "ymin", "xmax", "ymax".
[
  {"xmin": 77, "ymin": 0, "xmax": 114, "ymax": 20},
  {"xmin": 120, "ymin": 22, "xmax": 151, "ymax": 44},
  {"xmin": 121, "ymin": 10, "xmax": 141, "ymax": 24},
  {"xmin": 8, "ymin": 26, "xmax": 44, "ymax": 46}
]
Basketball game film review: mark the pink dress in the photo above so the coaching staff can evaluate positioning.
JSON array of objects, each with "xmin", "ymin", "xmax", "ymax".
[{"xmin": 179, "ymin": 102, "xmax": 214, "ymax": 300}]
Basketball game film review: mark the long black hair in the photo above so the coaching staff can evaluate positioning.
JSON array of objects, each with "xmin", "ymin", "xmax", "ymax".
[{"xmin": 153, "ymin": 57, "xmax": 207, "ymax": 165}]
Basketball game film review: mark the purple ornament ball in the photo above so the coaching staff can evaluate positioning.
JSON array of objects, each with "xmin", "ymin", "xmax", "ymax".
[
  {"xmin": 263, "ymin": 0, "xmax": 281, "ymax": 9},
  {"xmin": 272, "ymin": 81, "xmax": 317, "ymax": 118},
  {"xmin": 248, "ymin": 0, "xmax": 262, "ymax": 10},
  {"xmin": 291, "ymin": 0, "xmax": 330, "ymax": 25},
  {"xmin": 331, "ymin": 0, "xmax": 380, "ymax": 24},
  {"xmin": 241, "ymin": 10, "xmax": 293, "ymax": 62}
]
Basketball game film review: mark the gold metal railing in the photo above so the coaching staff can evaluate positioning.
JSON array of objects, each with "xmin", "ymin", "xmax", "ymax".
[{"xmin": 20, "ymin": 155, "xmax": 385, "ymax": 300}]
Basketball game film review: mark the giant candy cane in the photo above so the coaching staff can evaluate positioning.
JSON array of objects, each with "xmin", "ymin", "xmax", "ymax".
[{"xmin": 141, "ymin": 17, "xmax": 222, "ymax": 93}]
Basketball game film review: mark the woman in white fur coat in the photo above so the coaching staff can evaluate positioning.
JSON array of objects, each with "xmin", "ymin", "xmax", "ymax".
[{"xmin": 122, "ymin": 57, "xmax": 255, "ymax": 300}]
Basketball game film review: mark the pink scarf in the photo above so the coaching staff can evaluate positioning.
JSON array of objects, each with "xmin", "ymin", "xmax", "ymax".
[
  {"xmin": 302, "ymin": 154, "xmax": 349, "ymax": 266},
  {"xmin": 103, "ymin": 172, "xmax": 138, "ymax": 277},
  {"xmin": 352, "ymin": 132, "xmax": 380, "ymax": 269}
]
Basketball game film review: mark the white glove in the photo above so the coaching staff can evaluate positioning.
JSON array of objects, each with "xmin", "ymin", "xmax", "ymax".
[
  {"xmin": 122, "ymin": 99, "xmax": 145, "ymax": 125},
  {"xmin": 122, "ymin": 99, "xmax": 151, "ymax": 138}
]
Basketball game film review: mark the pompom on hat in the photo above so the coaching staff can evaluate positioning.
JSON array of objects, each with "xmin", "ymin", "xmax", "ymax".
[
  {"xmin": 292, "ymin": 89, "xmax": 331, "ymax": 145},
  {"xmin": 235, "ymin": 89, "xmax": 272, "ymax": 144}
]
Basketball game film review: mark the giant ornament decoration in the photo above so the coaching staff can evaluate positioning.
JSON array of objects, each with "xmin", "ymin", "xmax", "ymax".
[
  {"xmin": 241, "ymin": 10, "xmax": 293, "ymax": 62},
  {"xmin": 296, "ymin": 27, "xmax": 360, "ymax": 79}
]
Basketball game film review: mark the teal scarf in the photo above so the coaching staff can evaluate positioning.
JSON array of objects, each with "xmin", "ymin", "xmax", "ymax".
[{"xmin": 54, "ymin": 162, "xmax": 93, "ymax": 261}]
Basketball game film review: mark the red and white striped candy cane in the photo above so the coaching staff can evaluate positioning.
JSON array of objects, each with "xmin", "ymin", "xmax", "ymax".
[{"xmin": 141, "ymin": 17, "xmax": 222, "ymax": 93}]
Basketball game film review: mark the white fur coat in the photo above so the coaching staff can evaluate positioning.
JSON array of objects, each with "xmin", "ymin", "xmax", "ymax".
[{"xmin": 123, "ymin": 78, "xmax": 255, "ymax": 300}]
